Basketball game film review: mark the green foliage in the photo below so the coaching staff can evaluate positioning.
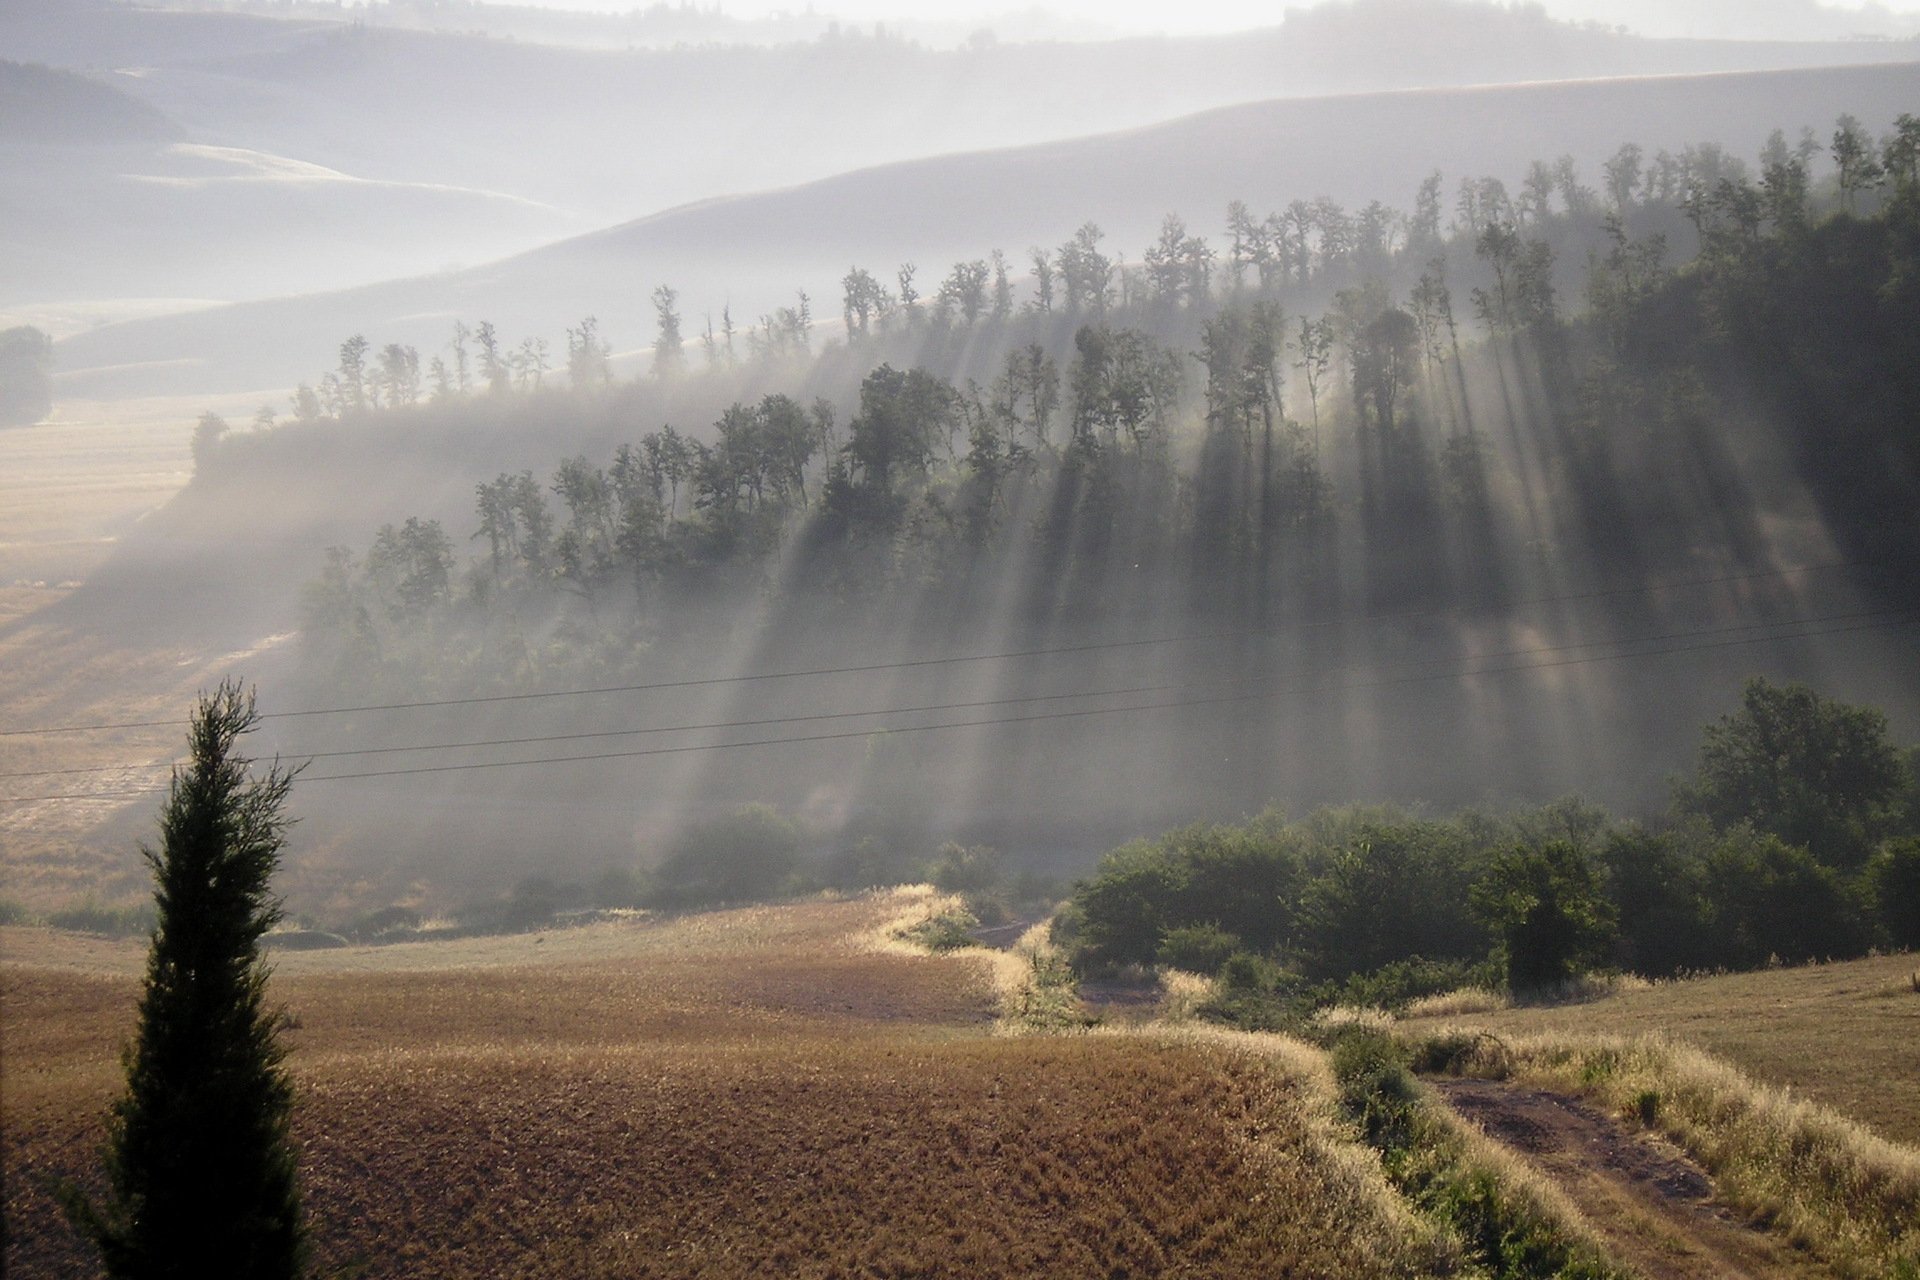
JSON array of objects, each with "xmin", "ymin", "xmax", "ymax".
[
  {"xmin": 818, "ymin": 835, "xmax": 921, "ymax": 893},
  {"xmin": 896, "ymin": 908, "xmax": 979, "ymax": 952},
  {"xmin": 1197, "ymin": 952, "xmax": 1310, "ymax": 1032},
  {"xmin": 1330, "ymin": 956, "xmax": 1499, "ymax": 1011},
  {"xmin": 1700, "ymin": 829, "xmax": 1871, "ymax": 966},
  {"xmin": 1296, "ymin": 823, "xmax": 1483, "ymax": 979},
  {"xmin": 1156, "ymin": 922, "xmax": 1240, "ymax": 974},
  {"xmin": 340, "ymin": 904, "xmax": 422, "ymax": 943},
  {"xmin": 1329, "ymin": 1030, "xmax": 1625, "ymax": 1279},
  {"xmin": 1472, "ymin": 841, "xmax": 1617, "ymax": 994},
  {"xmin": 590, "ymin": 866, "xmax": 649, "ymax": 911},
  {"xmin": 928, "ymin": 841, "xmax": 1003, "ymax": 894},
  {"xmin": 1068, "ymin": 814, "xmax": 1303, "ymax": 973},
  {"xmin": 650, "ymin": 803, "xmax": 803, "ymax": 909},
  {"xmin": 1676, "ymin": 677, "xmax": 1906, "ymax": 868},
  {"xmin": 1596, "ymin": 824, "xmax": 1715, "ymax": 976},
  {"xmin": 1867, "ymin": 837, "xmax": 1920, "ymax": 949},
  {"xmin": 62, "ymin": 683, "xmax": 307, "ymax": 1278}
]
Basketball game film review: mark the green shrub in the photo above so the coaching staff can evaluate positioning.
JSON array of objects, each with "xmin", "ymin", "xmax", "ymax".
[
  {"xmin": 342, "ymin": 904, "xmax": 422, "ymax": 942},
  {"xmin": 651, "ymin": 804, "xmax": 802, "ymax": 909},
  {"xmin": 1197, "ymin": 952, "xmax": 1309, "ymax": 1032},
  {"xmin": 897, "ymin": 909, "xmax": 978, "ymax": 952},
  {"xmin": 48, "ymin": 898, "xmax": 155, "ymax": 938},
  {"xmin": 1157, "ymin": 922, "xmax": 1240, "ymax": 974},
  {"xmin": 1867, "ymin": 837, "xmax": 1920, "ymax": 949},
  {"xmin": 929, "ymin": 842, "xmax": 1002, "ymax": 894}
]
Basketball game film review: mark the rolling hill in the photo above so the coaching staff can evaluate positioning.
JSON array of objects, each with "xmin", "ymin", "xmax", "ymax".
[
  {"xmin": 6, "ymin": 0, "xmax": 1918, "ymax": 318},
  {"xmin": 52, "ymin": 58, "xmax": 1920, "ymax": 398}
]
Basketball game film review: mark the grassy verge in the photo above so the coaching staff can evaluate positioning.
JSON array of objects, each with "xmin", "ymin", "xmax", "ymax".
[
  {"xmin": 991, "ymin": 921, "xmax": 1097, "ymax": 1035},
  {"xmin": 1409, "ymin": 1029, "xmax": 1920, "ymax": 1278},
  {"xmin": 1329, "ymin": 1030, "xmax": 1631, "ymax": 1280}
]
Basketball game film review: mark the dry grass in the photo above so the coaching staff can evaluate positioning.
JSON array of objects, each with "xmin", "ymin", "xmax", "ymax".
[
  {"xmin": 1400, "ymin": 951, "xmax": 1920, "ymax": 1147},
  {"xmin": 1412, "ymin": 1029, "xmax": 1920, "ymax": 1277},
  {"xmin": 1404, "ymin": 987, "xmax": 1512, "ymax": 1018},
  {"xmin": 1156, "ymin": 968, "xmax": 1215, "ymax": 1024},
  {"xmin": 4, "ymin": 894, "xmax": 1454, "ymax": 1279},
  {"xmin": 1312, "ymin": 1004, "xmax": 1399, "ymax": 1035}
]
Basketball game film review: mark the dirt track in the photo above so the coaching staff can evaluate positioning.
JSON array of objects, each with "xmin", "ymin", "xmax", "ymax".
[{"xmin": 1434, "ymin": 1079, "xmax": 1828, "ymax": 1280}]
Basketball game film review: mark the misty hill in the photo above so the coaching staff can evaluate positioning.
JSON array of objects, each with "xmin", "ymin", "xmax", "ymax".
[
  {"xmin": 6, "ymin": 0, "xmax": 1919, "ymax": 315},
  {"xmin": 13, "ymin": 0, "xmax": 1911, "ymax": 223},
  {"xmin": 54, "ymin": 59, "xmax": 1920, "ymax": 398},
  {"xmin": 0, "ymin": 140, "xmax": 575, "ymax": 312},
  {"xmin": 0, "ymin": 59, "xmax": 180, "ymax": 145}
]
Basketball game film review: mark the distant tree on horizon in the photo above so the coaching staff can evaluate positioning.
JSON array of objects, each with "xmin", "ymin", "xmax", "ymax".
[{"xmin": 0, "ymin": 324, "xmax": 54, "ymax": 426}]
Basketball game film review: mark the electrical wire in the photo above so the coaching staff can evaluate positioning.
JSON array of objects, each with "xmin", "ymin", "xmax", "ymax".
[
  {"xmin": 0, "ymin": 603, "xmax": 1903, "ymax": 783},
  {"xmin": 0, "ymin": 557, "xmax": 1878, "ymax": 739},
  {"xmin": 4, "ymin": 607, "xmax": 1909, "ymax": 805}
]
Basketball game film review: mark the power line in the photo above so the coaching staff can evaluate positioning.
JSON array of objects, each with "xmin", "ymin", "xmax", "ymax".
[
  {"xmin": 0, "ymin": 604, "xmax": 1902, "ymax": 783},
  {"xmin": 5, "ymin": 608, "xmax": 1910, "ymax": 806},
  {"xmin": 0, "ymin": 558, "xmax": 1877, "ymax": 739}
]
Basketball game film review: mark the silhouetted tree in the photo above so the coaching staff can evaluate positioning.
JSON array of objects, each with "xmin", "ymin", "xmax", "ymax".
[{"xmin": 62, "ymin": 684, "xmax": 306, "ymax": 1279}]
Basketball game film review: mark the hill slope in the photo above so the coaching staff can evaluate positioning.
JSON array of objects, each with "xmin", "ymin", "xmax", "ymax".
[{"xmin": 54, "ymin": 59, "xmax": 1920, "ymax": 397}]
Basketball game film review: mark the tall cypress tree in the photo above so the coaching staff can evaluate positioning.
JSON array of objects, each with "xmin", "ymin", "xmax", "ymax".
[{"xmin": 64, "ymin": 683, "xmax": 307, "ymax": 1278}]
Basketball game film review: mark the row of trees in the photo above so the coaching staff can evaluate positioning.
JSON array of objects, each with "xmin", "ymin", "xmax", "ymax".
[
  {"xmin": 1058, "ymin": 678, "xmax": 1920, "ymax": 1000},
  {"xmin": 256, "ymin": 114, "xmax": 1914, "ymax": 420}
]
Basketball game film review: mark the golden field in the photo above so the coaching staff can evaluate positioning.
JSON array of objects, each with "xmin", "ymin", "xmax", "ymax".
[
  {"xmin": 3, "ymin": 893, "xmax": 1439, "ymax": 1279},
  {"xmin": 1399, "ymin": 953, "xmax": 1920, "ymax": 1148}
]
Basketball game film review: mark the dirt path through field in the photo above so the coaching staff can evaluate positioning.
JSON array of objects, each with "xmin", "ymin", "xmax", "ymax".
[{"xmin": 1433, "ymin": 1078, "xmax": 1826, "ymax": 1280}]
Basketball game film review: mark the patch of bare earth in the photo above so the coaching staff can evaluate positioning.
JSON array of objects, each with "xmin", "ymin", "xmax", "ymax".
[{"xmin": 1434, "ymin": 1078, "xmax": 1826, "ymax": 1280}]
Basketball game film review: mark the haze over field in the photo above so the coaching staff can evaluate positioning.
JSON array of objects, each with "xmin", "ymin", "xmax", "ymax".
[
  {"xmin": 6, "ymin": 3, "xmax": 1920, "ymax": 1277},
  {"xmin": 1, "ymin": 0, "xmax": 1916, "ymax": 909}
]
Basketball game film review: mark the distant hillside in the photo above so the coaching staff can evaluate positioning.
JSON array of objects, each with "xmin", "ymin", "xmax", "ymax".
[
  {"xmin": 0, "ymin": 59, "xmax": 181, "ymax": 145},
  {"xmin": 0, "ymin": 141, "xmax": 576, "ymax": 309},
  {"xmin": 54, "ymin": 59, "xmax": 1920, "ymax": 398},
  {"xmin": 7, "ymin": 0, "xmax": 1917, "ymax": 225}
]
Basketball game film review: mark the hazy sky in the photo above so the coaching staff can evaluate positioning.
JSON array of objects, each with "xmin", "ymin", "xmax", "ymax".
[{"xmin": 606, "ymin": 0, "xmax": 1920, "ymax": 40}]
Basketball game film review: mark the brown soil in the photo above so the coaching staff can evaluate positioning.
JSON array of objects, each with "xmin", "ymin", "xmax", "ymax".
[{"xmin": 1434, "ymin": 1078, "xmax": 1828, "ymax": 1280}]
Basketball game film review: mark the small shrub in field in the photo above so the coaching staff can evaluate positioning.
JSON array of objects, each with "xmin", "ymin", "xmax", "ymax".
[
  {"xmin": 0, "ymin": 897, "xmax": 33, "ymax": 925},
  {"xmin": 896, "ymin": 909, "xmax": 978, "ymax": 952},
  {"xmin": 929, "ymin": 842, "xmax": 1003, "ymax": 894},
  {"xmin": 47, "ymin": 898, "xmax": 155, "ymax": 938},
  {"xmin": 1157, "ymin": 922, "xmax": 1240, "ymax": 975},
  {"xmin": 1197, "ymin": 952, "xmax": 1309, "ymax": 1032},
  {"xmin": 1331, "ymin": 956, "xmax": 1498, "ymax": 1011},
  {"xmin": 342, "ymin": 904, "xmax": 422, "ymax": 942}
]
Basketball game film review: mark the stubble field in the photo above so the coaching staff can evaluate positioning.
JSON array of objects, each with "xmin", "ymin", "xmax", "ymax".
[{"xmin": 3, "ymin": 893, "xmax": 1437, "ymax": 1279}]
